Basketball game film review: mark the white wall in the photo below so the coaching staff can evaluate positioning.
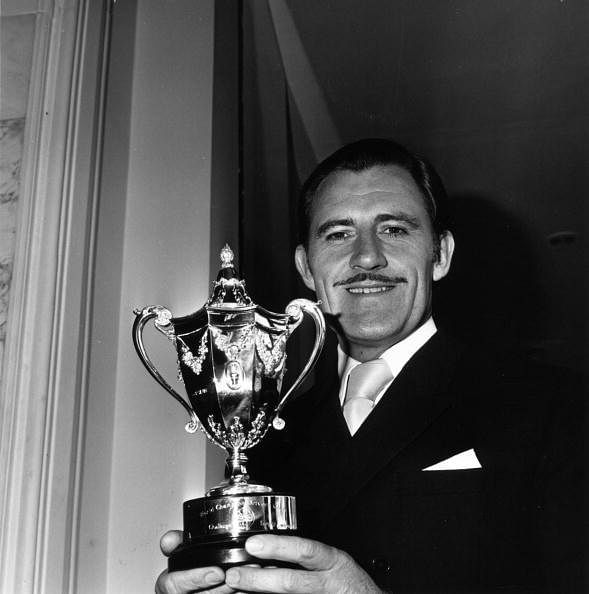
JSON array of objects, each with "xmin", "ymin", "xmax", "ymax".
[{"xmin": 77, "ymin": 1, "xmax": 217, "ymax": 592}]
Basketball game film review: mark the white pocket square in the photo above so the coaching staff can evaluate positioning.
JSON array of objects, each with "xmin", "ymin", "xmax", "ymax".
[{"xmin": 422, "ymin": 448, "xmax": 482, "ymax": 471}]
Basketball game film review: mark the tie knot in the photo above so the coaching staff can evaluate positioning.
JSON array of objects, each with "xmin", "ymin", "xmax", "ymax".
[{"xmin": 344, "ymin": 358, "xmax": 393, "ymax": 405}]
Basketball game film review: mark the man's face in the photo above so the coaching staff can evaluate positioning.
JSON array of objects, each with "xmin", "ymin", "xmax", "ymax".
[{"xmin": 295, "ymin": 165, "xmax": 454, "ymax": 360}]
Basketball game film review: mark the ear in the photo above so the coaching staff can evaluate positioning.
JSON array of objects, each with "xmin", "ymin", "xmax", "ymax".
[
  {"xmin": 433, "ymin": 231, "xmax": 455, "ymax": 281},
  {"xmin": 295, "ymin": 244, "xmax": 316, "ymax": 291}
]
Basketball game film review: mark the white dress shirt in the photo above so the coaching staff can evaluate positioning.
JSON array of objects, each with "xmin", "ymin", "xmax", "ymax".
[{"xmin": 338, "ymin": 317, "xmax": 437, "ymax": 406}]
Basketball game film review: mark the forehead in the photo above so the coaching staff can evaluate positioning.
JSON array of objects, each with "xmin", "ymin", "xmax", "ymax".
[{"xmin": 311, "ymin": 165, "xmax": 429, "ymax": 224}]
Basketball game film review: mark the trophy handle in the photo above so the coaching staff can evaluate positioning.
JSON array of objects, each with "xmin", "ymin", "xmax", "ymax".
[
  {"xmin": 272, "ymin": 299, "xmax": 326, "ymax": 430},
  {"xmin": 132, "ymin": 305, "xmax": 199, "ymax": 433}
]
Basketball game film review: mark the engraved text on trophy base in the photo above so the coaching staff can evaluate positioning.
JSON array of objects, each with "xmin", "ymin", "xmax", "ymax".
[{"xmin": 184, "ymin": 494, "xmax": 297, "ymax": 540}]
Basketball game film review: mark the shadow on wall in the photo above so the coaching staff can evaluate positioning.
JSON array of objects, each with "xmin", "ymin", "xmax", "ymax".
[{"xmin": 434, "ymin": 193, "xmax": 550, "ymax": 361}]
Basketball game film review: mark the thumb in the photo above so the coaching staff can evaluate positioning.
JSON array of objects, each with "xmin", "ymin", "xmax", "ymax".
[{"xmin": 160, "ymin": 530, "xmax": 183, "ymax": 556}]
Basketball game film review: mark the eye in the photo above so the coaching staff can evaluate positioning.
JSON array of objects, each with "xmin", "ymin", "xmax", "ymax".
[
  {"xmin": 325, "ymin": 230, "xmax": 353, "ymax": 242},
  {"xmin": 381, "ymin": 225, "xmax": 408, "ymax": 237}
]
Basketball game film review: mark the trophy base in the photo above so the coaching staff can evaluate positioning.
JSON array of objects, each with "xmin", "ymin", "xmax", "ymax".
[
  {"xmin": 168, "ymin": 530, "xmax": 298, "ymax": 571},
  {"xmin": 168, "ymin": 492, "xmax": 298, "ymax": 572}
]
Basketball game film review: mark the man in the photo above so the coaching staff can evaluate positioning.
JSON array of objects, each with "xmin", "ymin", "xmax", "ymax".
[{"xmin": 156, "ymin": 139, "xmax": 583, "ymax": 593}]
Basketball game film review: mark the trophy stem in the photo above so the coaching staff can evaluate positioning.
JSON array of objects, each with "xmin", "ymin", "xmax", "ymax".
[
  {"xmin": 227, "ymin": 449, "xmax": 249, "ymax": 487},
  {"xmin": 207, "ymin": 449, "xmax": 272, "ymax": 496}
]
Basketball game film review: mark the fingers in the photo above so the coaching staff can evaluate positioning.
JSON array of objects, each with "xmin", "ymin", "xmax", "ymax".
[
  {"xmin": 225, "ymin": 566, "xmax": 321, "ymax": 593},
  {"xmin": 225, "ymin": 544, "xmax": 380, "ymax": 594},
  {"xmin": 155, "ymin": 566, "xmax": 227, "ymax": 594},
  {"xmin": 244, "ymin": 535, "xmax": 339, "ymax": 570},
  {"xmin": 160, "ymin": 530, "xmax": 183, "ymax": 556}
]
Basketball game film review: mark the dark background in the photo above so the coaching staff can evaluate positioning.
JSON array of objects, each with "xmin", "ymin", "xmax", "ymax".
[{"xmin": 220, "ymin": 0, "xmax": 588, "ymax": 373}]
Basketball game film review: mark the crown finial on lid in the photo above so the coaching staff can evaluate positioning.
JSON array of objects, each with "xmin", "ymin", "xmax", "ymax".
[
  {"xmin": 220, "ymin": 244, "xmax": 234, "ymax": 268},
  {"xmin": 207, "ymin": 244, "xmax": 253, "ymax": 308}
]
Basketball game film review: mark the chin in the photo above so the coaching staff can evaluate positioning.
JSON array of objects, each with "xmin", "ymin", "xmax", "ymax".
[{"xmin": 342, "ymin": 319, "xmax": 406, "ymax": 347}]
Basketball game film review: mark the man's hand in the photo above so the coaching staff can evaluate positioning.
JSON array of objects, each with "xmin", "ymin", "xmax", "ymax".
[
  {"xmin": 224, "ymin": 534, "xmax": 382, "ymax": 593},
  {"xmin": 155, "ymin": 530, "xmax": 234, "ymax": 594}
]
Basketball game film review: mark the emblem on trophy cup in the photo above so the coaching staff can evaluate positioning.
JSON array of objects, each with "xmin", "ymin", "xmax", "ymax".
[{"xmin": 132, "ymin": 245, "xmax": 325, "ymax": 570}]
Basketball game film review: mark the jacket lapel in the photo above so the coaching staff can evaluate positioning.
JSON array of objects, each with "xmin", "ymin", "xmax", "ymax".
[{"xmin": 318, "ymin": 332, "xmax": 463, "ymax": 518}]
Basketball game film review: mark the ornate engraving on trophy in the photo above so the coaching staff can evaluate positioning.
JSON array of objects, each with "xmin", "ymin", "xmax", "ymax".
[
  {"xmin": 132, "ymin": 245, "xmax": 325, "ymax": 570},
  {"xmin": 179, "ymin": 332, "xmax": 208, "ymax": 376},
  {"xmin": 225, "ymin": 360, "xmax": 243, "ymax": 390}
]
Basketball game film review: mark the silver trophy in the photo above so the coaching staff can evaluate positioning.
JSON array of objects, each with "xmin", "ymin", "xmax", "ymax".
[{"xmin": 132, "ymin": 245, "xmax": 325, "ymax": 570}]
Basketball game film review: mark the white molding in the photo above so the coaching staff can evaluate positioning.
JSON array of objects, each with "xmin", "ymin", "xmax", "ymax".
[
  {"xmin": 0, "ymin": 0, "xmax": 110, "ymax": 592},
  {"xmin": 66, "ymin": 3, "xmax": 112, "ymax": 591}
]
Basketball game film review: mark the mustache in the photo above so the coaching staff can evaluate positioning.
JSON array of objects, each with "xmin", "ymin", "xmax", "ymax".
[{"xmin": 333, "ymin": 272, "xmax": 407, "ymax": 287}]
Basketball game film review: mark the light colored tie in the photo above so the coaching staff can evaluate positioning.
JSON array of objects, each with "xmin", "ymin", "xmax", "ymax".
[{"xmin": 343, "ymin": 359, "xmax": 393, "ymax": 435}]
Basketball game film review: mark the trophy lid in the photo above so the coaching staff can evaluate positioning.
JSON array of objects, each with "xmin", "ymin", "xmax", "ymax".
[{"xmin": 206, "ymin": 244, "xmax": 253, "ymax": 309}]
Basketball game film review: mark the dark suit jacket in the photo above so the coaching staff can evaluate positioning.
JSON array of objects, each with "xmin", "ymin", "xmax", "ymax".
[{"xmin": 249, "ymin": 330, "xmax": 584, "ymax": 593}]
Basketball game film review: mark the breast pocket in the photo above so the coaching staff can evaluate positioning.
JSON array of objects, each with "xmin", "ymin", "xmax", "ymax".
[{"xmin": 396, "ymin": 467, "xmax": 484, "ymax": 495}]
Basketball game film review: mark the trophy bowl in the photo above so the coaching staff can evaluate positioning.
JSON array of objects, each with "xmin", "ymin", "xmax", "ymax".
[{"xmin": 132, "ymin": 245, "xmax": 325, "ymax": 570}]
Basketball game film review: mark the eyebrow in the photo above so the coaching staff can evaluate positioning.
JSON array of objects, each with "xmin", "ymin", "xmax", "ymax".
[
  {"xmin": 375, "ymin": 213, "xmax": 421, "ymax": 228},
  {"xmin": 315, "ymin": 218, "xmax": 354, "ymax": 237},
  {"xmin": 315, "ymin": 213, "xmax": 421, "ymax": 238}
]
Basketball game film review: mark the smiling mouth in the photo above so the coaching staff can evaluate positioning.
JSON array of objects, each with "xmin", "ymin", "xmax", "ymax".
[{"xmin": 346, "ymin": 285, "xmax": 395, "ymax": 295}]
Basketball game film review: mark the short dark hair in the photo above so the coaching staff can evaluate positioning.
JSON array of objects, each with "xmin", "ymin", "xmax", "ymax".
[{"xmin": 298, "ymin": 138, "xmax": 451, "ymax": 256}]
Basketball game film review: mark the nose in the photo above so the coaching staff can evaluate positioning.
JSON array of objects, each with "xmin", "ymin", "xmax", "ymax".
[{"xmin": 349, "ymin": 232, "xmax": 387, "ymax": 270}]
